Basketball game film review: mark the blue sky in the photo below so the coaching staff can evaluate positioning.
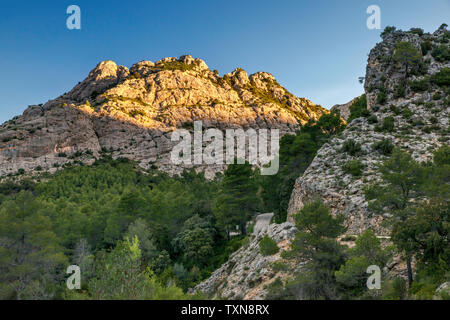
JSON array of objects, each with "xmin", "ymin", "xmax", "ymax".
[{"xmin": 0, "ymin": 0, "xmax": 448, "ymax": 123}]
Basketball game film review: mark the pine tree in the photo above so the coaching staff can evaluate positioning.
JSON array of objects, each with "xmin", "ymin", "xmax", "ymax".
[{"xmin": 214, "ymin": 162, "xmax": 259, "ymax": 237}]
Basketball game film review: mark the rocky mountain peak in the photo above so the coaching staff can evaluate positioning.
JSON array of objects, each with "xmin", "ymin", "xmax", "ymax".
[{"xmin": 0, "ymin": 55, "xmax": 327, "ymax": 178}]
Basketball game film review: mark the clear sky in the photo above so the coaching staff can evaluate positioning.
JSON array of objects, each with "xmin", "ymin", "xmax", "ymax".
[{"xmin": 0, "ymin": 0, "xmax": 448, "ymax": 123}]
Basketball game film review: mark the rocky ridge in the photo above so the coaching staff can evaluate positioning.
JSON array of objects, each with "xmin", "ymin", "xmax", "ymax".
[
  {"xmin": 0, "ymin": 55, "xmax": 326, "ymax": 179},
  {"xmin": 288, "ymin": 26, "xmax": 449, "ymax": 234}
]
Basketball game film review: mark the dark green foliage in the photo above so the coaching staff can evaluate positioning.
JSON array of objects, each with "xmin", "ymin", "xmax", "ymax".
[
  {"xmin": 431, "ymin": 44, "xmax": 450, "ymax": 62},
  {"xmin": 342, "ymin": 160, "xmax": 365, "ymax": 177},
  {"xmin": 172, "ymin": 215, "xmax": 214, "ymax": 267},
  {"xmin": 348, "ymin": 95, "xmax": 369, "ymax": 122},
  {"xmin": 0, "ymin": 157, "xmax": 229, "ymax": 299},
  {"xmin": 434, "ymin": 145, "xmax": 450, "ymax": 166},
  {"xmin": 432, "ymin": 92, "xmax": 442, "ymax": 100},
  {"xmin": 367, "ymin": 114, "xmax": 378, "ymax": 124},
  {"xmin": 389, "ymin": 104, "xmax": 401, "ymax": 115},
  {"xmin": 409, "ymin": 28, "xmax": 424, "ymax": 36},
  {"xmin": 393, "ymin": 41, "xmax": 423, "ymax": 80},
  {"xmin": 281, "ymin": 200, "xmax": 347, "ymax": 299},
  {"xmin": 0, "ymin": 192, "xmax": 68, "ymax": 299},
  {"xmin": 376, "ymin": 91, "xmax": 387, "ymax": 105},
  {"xmin": 402, "ymin": 108, "xmax": 413, "ymax": 119},
  {"xmin": 372, "ymin": 138, "xmax": 394, "ymax": 155},
  {"xmin": 0, "ymin": 178, "xmax": 34, "ymax": 196},
  {"xmin": 341, "ymin": 139, "xmax": 362, "ymax": 156},
  {"xmin": 213, "ymin": 162, "xmax": 259, "ymax": 236},
  {"xmin": 409, "ymin": 78, "xmax": 429, "ymax": 92},
  {"xmin": 335, "ymin": 230, "xmax": 392, "ymax": 299},
  {"xmin": 394, "ymin": 83, "xmax": 406, "ymax": 98},
  {"xmin": 83, "ymin": 237, "xmax": 188, "ymax": 300},
  {"xmin": 381, "ymin": 26, "xmax": 396, "ymax": 37},
  {"xmin": 431, "ymin": 67, "xmax": 450, "ymax": 86},
  {"xmin": 365, "ymin": 147, "xmax": 450, "ymax": 289},
  {"xmin": 421, "ymin": 40, "xmax": 432, "ymax": 55},
  {"xmin": 259, "ymin": 111, "xmax": 345, "ymax": 222},
  {"xmin": 259, "ymin": 235, "xmax": 279, "ymax": 256},
  {"xmin": 380, "ymin": 116, "xmax": 395, "ymax": 132}
]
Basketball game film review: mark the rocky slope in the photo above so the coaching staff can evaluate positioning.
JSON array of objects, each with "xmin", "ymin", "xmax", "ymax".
[
  {"xmin": 0, "ymin": 55, "xmax": 326, "ymax": 179},
  {"xmin": 195, "ymin": 25, "xmax": 449, "ymax": 299},
  {"xmin": 288, "ymin": 25, "xmax": 449, "ymax": 234},
  {"xmin": 193, "ymin": 222, "xmax": 298, "ymax": 300}
]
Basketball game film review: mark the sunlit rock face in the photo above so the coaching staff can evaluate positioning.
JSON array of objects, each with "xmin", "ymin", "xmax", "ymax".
[{"xmin": 0, "ymin": 55, "xmax": 326, "ymax": 178}]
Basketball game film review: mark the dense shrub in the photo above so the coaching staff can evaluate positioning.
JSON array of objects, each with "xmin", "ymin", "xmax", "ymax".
[
  {"xmin": 259, "ymin": 235, "xmax": 279, "ymax": 256},
  {"xmin": 432, "ymin": 92, "xmax": 442, "ymax": 100},
  {"xmin": 367, "ymin": 114, "xmax": 378, "ymax": 124},
  {"xmin": 381, "ymin": 116, "xmax": 395, "ymax": 132},
  {"xmin": 409, "ymin": 28, "xmax": 424, "ymax": 36},
  {"xmin": 409, "ymin": 78, "xmax": 430, "ymax": 92},
  {"xmin": 381, "ymin": 26, "xmax": 396, "ymax": 37},
  {"xmin": 372, "ymin": 138, "xmax": 394, "ymax": 155},
  {"xmin": 421, "ymin": 41, "xmax": 432, "ymax": 55},
  {"xmin": 376, "ymin": 91, "xmax": 387, "ymax": 105},
  {"xmin": 431, "ymin": 68, "xmax": 450, "ymax": 86},
  {"xmin": 394, "ymin": 83, "xmax": 406, "ymax": 98},
  {"xmin": 348, "ymin": 95, "xmax": 369, "ymax": 122},
  {"xmin": 341, "ymin": 139, "xmax": 362, "ymax": 156},
  {"xmin": 402, "ymin": 108, "xmax": 413, "ymax": 119},
  {"xmin": 343, "ymin": 160, "xmax": 365, "ymax": 177},
  {"xmin": 431, "ymin": 45, "xmax": 450, "ymax": 62}
]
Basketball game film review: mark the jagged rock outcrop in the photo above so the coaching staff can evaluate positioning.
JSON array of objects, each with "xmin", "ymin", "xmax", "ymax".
[
  {"xmin": 288, "ymin": 26, "xmax": 449, "ymax": 234},
  {"xmin": 0, "ymin": 55, "xmax": 326, "ymax": 179},
  {"xmin": 193, "ymin": 222, "xmax": 298, "ymax": 300}
]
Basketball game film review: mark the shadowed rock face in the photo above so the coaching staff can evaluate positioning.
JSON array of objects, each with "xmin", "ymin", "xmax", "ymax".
[
  {"xmin": 0, "ymin": 55, "xmax": 327, "ymax": 178},
  {"xmin": 288, "ymin": 26, "xmax": 449, "ymax": 235}
]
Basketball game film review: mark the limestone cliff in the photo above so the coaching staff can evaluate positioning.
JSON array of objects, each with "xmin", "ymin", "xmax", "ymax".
[
  {"xmin": 0, "ymin": 55, "xmax": 326, "ymax": 179},
  {"xmin": 288, "ymin": 25, "xmax": 449, "ymax": 235}
]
